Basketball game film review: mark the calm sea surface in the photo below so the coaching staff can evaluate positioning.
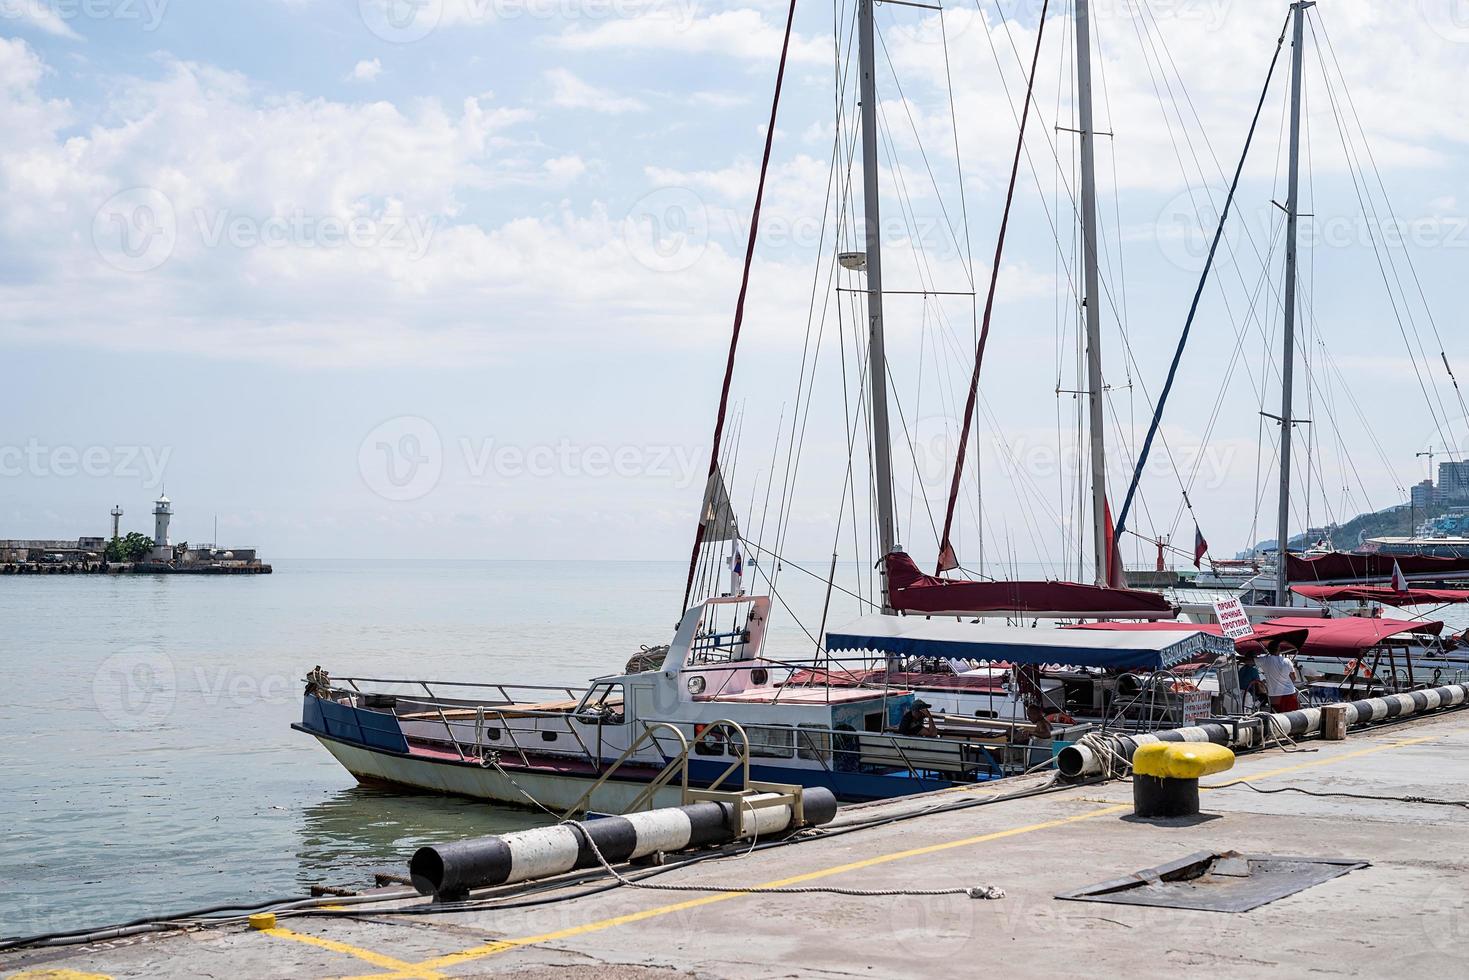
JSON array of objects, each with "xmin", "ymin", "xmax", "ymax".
[{"xmin": 1, "ymin": 558, "xmax": 861, "ymax": 937}]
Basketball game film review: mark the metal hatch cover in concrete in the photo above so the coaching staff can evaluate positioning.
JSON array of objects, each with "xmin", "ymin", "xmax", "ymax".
[{"xmin": 1056, "ymin": 850, "xmax": 1370, "ymax": 913}]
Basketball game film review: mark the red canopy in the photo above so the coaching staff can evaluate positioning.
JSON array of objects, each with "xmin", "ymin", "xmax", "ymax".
[
  {"xmin": 885, "ymin": 552, "xmax": 1176, "ymax": 618},
  {"xmin": 1287, "ymin": 551, "xmax": 1469, "ymax": 583},
  {"xmin": 1291, "ymin": 584, "xmax": 1469, "ymax": 606},
  {"xmin": 1069, "ymin": 621, "xmax": 1310, "ymax": 656},
  {"xmin": 1262, "ymin": 616, "xmax": 1444, "ymax": 657}
]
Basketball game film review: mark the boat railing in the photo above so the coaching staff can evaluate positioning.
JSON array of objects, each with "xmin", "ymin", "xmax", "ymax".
[
  {"xmin": 329, "ymin": 675, "xmax": 586, "ymax": 707},
  {"xmin": 345, "ymin": 696, "xmax": 607, "ymax": 770}
]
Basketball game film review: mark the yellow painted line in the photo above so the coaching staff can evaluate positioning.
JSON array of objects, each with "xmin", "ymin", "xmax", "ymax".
[
  {"xmin": 1203, "ymin": 734, "xmax": 1437, "ymax": 788},
  {"xmin": 333, "ymin": 731, "xmax": 1441, "ymax": 979},
  {"xmin": 7, "ymin": 971, "xmax": 114, "ymax": 979},
  {"xmin": 261, "ymin": 926, "xmax": 445, "ymax": 979},
  {"xmin": 340, "ymin": 801, "xmax": 1133, "ymax": 979}
]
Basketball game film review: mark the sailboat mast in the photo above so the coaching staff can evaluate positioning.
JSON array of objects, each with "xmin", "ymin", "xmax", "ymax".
[
  {"xmin": 1074, "ymin": 0, "xmax": 1110, "ymax": 587},
  {"xmin": 858, "ymin": 0, "xmax": 898, "ymax": 608},
  {"xmin": 1275, "ymin": 1, "xmax": 1312, "ymax": 606}
]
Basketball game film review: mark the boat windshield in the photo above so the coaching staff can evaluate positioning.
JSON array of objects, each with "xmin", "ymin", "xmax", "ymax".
[{"xmin": 575, "ymin": 681, "xmax": 624, "ymax": 716}]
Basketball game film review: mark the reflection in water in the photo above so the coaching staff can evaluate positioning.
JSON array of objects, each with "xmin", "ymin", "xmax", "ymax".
[{"xmin": 294, "ymin": 787, "xmax": 551, "ymax": 891}]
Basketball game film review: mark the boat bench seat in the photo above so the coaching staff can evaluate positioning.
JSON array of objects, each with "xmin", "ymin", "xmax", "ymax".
[{"xmin": 856, "ymin": 734, "xmax": 973, "ymax": 775}]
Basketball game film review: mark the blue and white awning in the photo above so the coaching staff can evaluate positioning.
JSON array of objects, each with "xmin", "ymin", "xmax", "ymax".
[{"xmin": 826, "ymin": 617, "xmax": 1231, "ymax": 670}]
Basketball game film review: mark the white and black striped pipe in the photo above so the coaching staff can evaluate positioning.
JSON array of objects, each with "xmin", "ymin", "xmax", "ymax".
[
  {"xmin": 410, "ymin": 789, "xmax": 839, "ymax": 897},
  {"xmin": 1056, "ymin": 683, "xmax": 1469, "ymax": 780}
]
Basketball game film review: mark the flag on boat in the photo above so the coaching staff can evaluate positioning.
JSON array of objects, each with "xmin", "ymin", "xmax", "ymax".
[
  {"xmin": 1391, "ymin": 559, "xmax": 1409, "ymax": 593},
  {"xmin": 727, "ymin": 542, "xmax": 745, "ymax": 596},
  {"xmin": 1193, "ymin": 525, "xmax": 1208, "ymax": 569},
  {"xmin": 698, "ymin": 469, "xmax": 740, "ymax": 543}
]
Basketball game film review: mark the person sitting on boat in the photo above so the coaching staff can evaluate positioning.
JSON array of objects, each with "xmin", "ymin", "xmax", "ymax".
[
  {"xmin": 1237, "ymin": 651, "xmax": 1267, "ymax": 710},
  {"xmin": 1257, "ymin": 648, "xmax": 1302, "ymax": 713},
  {"xmin": 897, "ymin": 699, "xmax": 939, "ymax": 738}
]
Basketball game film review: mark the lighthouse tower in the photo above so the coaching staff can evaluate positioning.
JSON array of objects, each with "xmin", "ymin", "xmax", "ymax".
[{"xmin": 153, "ymin": 494, "xmax": 173, "ymax": 548}]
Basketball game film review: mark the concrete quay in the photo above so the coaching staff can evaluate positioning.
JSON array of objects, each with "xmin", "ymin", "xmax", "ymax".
[{"xmin": 5, "ymin": 708, "xmax": 1467, "ymax": 979}]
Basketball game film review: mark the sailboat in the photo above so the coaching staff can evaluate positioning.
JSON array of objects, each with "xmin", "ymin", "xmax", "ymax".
[
  {"xmin": 296, "ymin": 0, "xmax": 1235, "ymax": 813},
  {"xmin": 1080, "ymin": 1, "xmax": 1469, "ymax": 698}
]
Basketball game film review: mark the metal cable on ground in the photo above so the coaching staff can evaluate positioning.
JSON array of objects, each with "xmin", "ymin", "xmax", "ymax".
[
  {"xmin": 561, "ymin": 818, "xmax": 1004, "ymax": 901},
  {"xmin": 1205, "ymin": 781, "xmax": 1469, "ymax": 810}
]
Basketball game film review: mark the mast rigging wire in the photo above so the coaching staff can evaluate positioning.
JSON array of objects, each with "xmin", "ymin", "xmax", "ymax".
[
  {"xmin": 1110, "ymin": 10, "xmax": 1292, "ymax": 547},
  {"xmin": 681, "ymin": 0, "xmax": 800, "ymax": 612},
  {"xmin": 936, "ymin": 0, "xmax": 1050, "ymax": 574}
]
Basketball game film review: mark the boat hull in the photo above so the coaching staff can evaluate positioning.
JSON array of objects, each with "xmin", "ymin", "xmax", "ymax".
[
  {"xmin": 298, "ymin": 722, "xmax": 961, "ymax": 811},
  {"xmin": 303, "ymin": 727, "xmax": 686, "ymax": 813}
]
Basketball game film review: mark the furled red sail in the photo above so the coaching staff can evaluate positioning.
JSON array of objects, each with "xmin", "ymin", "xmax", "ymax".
[
  {"xmin": 1290, "ymin": 584, "xmax": 1469, "ymax": 606},
  {"xmin": 1286, "ymin": 552, "xmax": 1469, "ymax": 583},
  {"xmin": 884, "ymin": 552, "xmax": 1175, "ymax": 619}
]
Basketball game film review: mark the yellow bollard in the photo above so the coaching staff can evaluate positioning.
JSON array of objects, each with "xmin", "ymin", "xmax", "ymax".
[{"xmin": 1132, "ymin": 742, "xmax": 1235, "ymax": 817}]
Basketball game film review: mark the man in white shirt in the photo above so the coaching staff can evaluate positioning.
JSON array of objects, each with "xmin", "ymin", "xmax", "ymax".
[{"xmin": 1257, "ymin": 649, "xmax": 1301, "ymax": 712}]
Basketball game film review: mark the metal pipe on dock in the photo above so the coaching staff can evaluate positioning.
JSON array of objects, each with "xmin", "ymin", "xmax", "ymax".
[
  {"xmin": 1056, "ymin": 683, "xmax": 1469, "ymax": 780},
  {"xmin": 410, "ymin": 789, "xmax": 839, "ymax": 898}
]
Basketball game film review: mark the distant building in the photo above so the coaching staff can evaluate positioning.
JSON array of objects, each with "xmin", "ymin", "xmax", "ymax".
[
  {"xmin": 1412, "ymin": 479, "xmax": 1438, "ymax": 513},
  {"xmin": 0, "ymin": 538, "xmax": 105, "ymax": 563},
  {"xmin": 1438, "ymin": 460, "xmax": 1469, "ymax": 503}
]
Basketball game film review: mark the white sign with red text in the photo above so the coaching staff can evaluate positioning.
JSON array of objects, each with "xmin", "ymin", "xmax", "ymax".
[{"xmin": 1213, "ymin": 597, "xmax": 1254, "ymax": 640}]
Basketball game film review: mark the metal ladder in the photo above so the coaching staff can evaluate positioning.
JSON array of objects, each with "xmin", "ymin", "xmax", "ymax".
[{"xmin": 561, "ymin": 718, "xmax": 807, "ymax": 832}]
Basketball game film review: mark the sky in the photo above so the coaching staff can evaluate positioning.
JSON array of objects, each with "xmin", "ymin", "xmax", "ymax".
[{"xmin": 3, "ymin": 0, "xmax": 1469, "ymax": 570}]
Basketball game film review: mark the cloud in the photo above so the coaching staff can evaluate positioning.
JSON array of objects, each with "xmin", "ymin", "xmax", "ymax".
[
  {"xmin": 545, "ymin": 68, "xmax": 646, "ymax": 114},
  {"xmin": 555, "ymin": 8, "xmax": 826, "ymax": 64},
  {"xmin": 2, "ymin": 1, "xmax": 83, "ymax": 40},
  {"xmin": 0, "ymin": 39, "xmax": 841, "ymax": 371},
  {"xmin": 346, "ymin": 58, "xmax": 383, "ymax": 83}
]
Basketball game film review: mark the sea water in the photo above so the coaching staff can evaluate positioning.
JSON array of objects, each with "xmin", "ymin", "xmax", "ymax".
[{"xmin": 1, "ymin": 558, "xmax": 866, "ymax": 936}]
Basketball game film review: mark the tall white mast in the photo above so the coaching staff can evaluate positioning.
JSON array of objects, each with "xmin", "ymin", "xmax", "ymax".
[
  {"xmin": 858, "ymin": 0, "xmax": 898, "ymax": 609},
  {"xmin": 1074, "ymin": 0, "xmax": 1110, "ymax": 586},
  {"xmin": 1274, "ymin": 1, "xmax": 1313, "ymax": 605}
]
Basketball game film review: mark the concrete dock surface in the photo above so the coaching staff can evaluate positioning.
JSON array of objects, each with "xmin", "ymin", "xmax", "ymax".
[{"xmin": 6, "ymin": 708, "xmax": 1468, "ymax": 979}]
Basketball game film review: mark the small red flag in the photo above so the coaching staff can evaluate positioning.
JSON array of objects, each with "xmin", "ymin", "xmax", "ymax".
[{"xmin": 1194, "ymin": 525, "xmax": 1208, "ymax": 569}]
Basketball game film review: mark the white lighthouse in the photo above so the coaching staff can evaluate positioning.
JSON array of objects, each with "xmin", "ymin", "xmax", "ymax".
[{"xmin": 153, "ymin": 494, "xmax": 173, "ymax": 549}]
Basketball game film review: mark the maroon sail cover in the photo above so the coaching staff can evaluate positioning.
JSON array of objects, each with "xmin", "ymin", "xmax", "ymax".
[
  {"xmin": 1263, "ymin": 616, "xmax": 1444, "ymax": 657},
  {"xmin": 1291, "ymin": 584, "xmax": 1469, "ymax": 606},
  {"xmin": 1287, "ymin": 552, "xmax": 1469, "ymax": 583},
  {"xmin": 885, "ymin": 552, "xmax": 1175, "ymax": 618}
]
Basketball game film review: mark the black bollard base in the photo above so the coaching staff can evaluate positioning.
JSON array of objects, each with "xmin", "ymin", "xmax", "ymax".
[{"xmin": 1132, "ymin": 773, "xmax": 1200, "ymax": 818}]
